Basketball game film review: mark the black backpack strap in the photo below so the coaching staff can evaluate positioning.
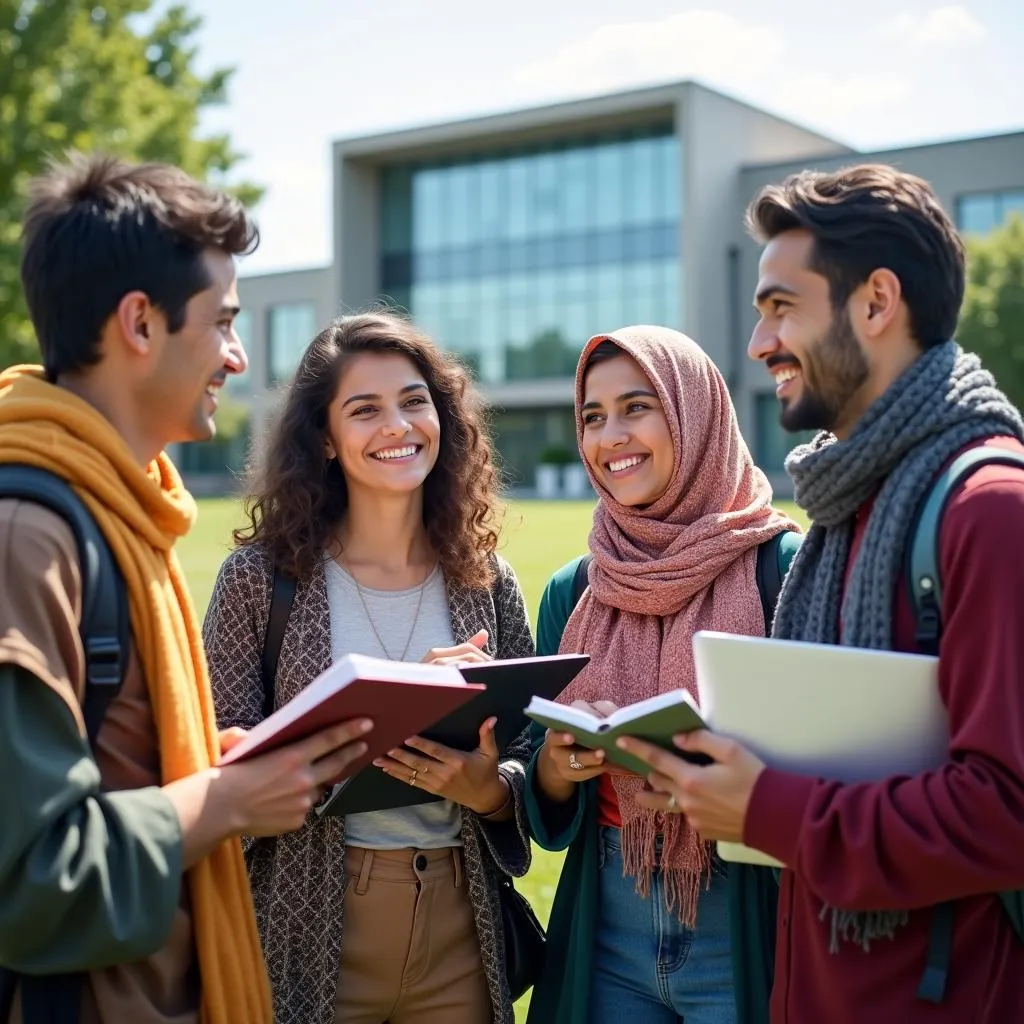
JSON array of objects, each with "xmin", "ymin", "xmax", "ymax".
[
  {"xmin": 260, "ymin": 568, "xmax": 297, "ymax": 719},
  {"xmin": 570, "ymin": 554, "xmax": 592, "ymax": 607},
  {"xmin": 0, "ymin": 466, "xmax": 128, "ymax": 746},
  {"xmin": 755, "ymin": 532, "xmax": 787, "ymax": 636},
  {"xmin": 0, "ymin": 466, "xmax": 129, "ymax": 1024}
]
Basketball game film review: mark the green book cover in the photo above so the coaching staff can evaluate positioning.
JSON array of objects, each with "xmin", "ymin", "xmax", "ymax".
[{"xmin": 525, "ymin": 689, "xmax": 707, "ymax": 776}]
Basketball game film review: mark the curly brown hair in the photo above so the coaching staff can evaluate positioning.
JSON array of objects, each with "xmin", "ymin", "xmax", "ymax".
[{"xmin": 235, "ymin": 311, "xmax": 502, "ymax": 589}]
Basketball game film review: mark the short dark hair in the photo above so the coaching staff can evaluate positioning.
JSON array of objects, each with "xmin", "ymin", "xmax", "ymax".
[
  {"xmin": 20, "ymin": 152, "xmax": 258, "ymax": 380},
  {"xmin": 745, "ymin": 164, "xmax": 965, "ymax": 347},
  {"xmin": 236, "ymin": 310, "xmax": 502, "ymax": 590}
]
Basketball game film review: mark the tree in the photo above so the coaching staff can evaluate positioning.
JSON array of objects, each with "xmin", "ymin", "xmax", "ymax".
[
  {"xmin": 0, "ymin": 1, "xmax": 261, "ymax": 368},
  {"xmin": 958, "ymin": 214, "xmax": 1024, "ymax": 413}
]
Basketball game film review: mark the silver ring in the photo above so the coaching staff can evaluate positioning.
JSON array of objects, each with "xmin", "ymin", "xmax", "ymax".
[
  {"xmin": 569, "ymin": 751, "xmax": 584, "ymax": 771},
  {"xmin": 409, "ymin": 770, "xmax": 418, "ymax": 786},
  {"xmin": 665, "ymin": 794, "xmax": 677, "ymax": 813}
]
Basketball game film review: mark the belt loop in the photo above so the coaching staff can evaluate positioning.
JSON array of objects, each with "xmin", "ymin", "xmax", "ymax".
[
  {"xmin": 452, "ymin": 847, "xmax": 463, "ymax": 888},
  {"xmin": 355, "ymin": 849, "xmax": 373, "ymax": 895}
]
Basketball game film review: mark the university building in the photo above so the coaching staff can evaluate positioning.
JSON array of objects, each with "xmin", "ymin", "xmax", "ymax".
[{"xmin": 181, "ymin": 81, "xmax": 1024, "ymax": 496}]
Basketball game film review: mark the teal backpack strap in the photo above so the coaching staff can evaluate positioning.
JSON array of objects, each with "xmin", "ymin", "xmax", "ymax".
[
  {"xmin": 908, "ymin": 447, "xmax": 1024, "ymax": 656},
  {"xmin": 905, "ymin": 446, "xmax": 1024, "ymax": 1004}
]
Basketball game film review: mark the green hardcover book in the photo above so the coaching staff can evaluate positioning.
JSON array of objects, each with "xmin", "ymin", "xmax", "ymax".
[{"xmin": 524, "ymin": 689, "xmax": 708, "ymax": 776}]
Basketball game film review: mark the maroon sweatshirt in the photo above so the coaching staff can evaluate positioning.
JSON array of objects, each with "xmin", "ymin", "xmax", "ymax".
[{"xmin": 745, "ymin": 436, "xmax": 1024, "ymax": 1023}]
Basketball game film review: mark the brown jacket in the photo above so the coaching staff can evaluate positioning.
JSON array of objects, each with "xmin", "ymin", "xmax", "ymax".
[{"xmin": 203, "ymin": 544, "xmax": 535, "ymax": 1024}]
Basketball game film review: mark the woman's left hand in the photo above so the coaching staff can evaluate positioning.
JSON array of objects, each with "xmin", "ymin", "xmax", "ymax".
[{"xmin": 373, "ymin": 717, "xmax": 509, "ymax": 816}]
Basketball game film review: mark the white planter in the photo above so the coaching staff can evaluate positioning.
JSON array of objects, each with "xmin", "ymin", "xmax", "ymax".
[
  {"xmin": 562, "ymin": 463, "xmax": 591, "ymax": 498},
  {"xmin": 535, "ymin": 463, "xmax": 562, "ymax": 499}
]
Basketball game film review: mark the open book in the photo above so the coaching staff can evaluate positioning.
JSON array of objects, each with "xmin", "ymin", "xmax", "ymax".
[
  {"xmin": 525, "ymin": 690, "xmax": 707, "ymax": 777},
  {"xmin": 318, "ymin": 653, "xmax": 590, "ymax": 816},
  {"xmin": 217, "ymin": 653, "xmax": 485, "ymax": 784}
]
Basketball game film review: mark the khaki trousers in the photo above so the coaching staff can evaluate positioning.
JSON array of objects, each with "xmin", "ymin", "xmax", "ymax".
[{"xmin": 335, "ymin": 846, "xmax": 492, "ymax": 1024}]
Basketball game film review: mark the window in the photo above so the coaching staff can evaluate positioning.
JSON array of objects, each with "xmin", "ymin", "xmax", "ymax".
[
  {"xmin": 377, "ymin": 125, "xmax": 682, "ymax": 390},
  {"xmin": 957, "ymin": 189, "xmax": 1024, "ymax": 235},
  {"xmin": 267, "ymin": 303, "xmax": 317, "ymax": 384},
  {"xmin": 226, "ymin": 309, "xmax": 254, "ymax": 397},
  {"xmin": 754, "ymin": 393, "xmax": 816, "ymax": 474}
]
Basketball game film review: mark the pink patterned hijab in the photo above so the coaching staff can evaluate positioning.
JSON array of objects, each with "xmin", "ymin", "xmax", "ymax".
[{"xmin": 559, "ymin": 325, "xmax": 799, "ymax": 925}]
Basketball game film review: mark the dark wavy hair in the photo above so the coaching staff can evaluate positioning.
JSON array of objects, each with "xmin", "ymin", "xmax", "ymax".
[{"xmin": 235, "ymin": 311, "xmax": 502, "ymax": 589}]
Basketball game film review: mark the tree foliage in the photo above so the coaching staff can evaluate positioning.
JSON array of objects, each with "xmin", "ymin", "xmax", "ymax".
[
  {"xmin": 958, "ymin": 214, "xmax": 1024, "ymax": 414},
  {"xmin": 0, "ymin": 0, "xmax": 260, "ymax": 368}
]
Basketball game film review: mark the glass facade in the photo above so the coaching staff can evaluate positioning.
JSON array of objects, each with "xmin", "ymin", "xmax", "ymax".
[
  {"xmin": 228, "ymin": 308, "xmax": 254, "ymax": 396},
  {"xmin": 753, "ymin": 393, "xmax": 815, "ymax": 475},
  {"xmin": 957, "ymin": 190, "xmax": 1024, "ymax": 235},
  {"xmin": 268, "ymin": 302, "xmax": 318, "ymax": 384},
  {"xmin": 379, "ymin": 125, "xmax": 682, "ymax": 383}
]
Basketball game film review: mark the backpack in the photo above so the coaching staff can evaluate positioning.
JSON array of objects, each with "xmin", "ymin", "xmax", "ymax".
[
  {"xmin": 569, "ymin": 530, "xmax": 797, "ymax": 632},
  {"xmin": 905, "ymin": 446, "xmax": 1024, "ymax": 1004},
  {"xmin": 0, "ymin": 465, "xmax": 129, "ymax": 1024}
]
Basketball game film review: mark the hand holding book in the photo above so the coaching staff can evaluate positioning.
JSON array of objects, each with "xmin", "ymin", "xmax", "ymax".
[
  {"xmin": 372, "ymin": 715, "xmax": 511, "ymax": 817},
  {"xmin": 617, "ymin": 729, "xmax": 765, "ymax": 842},
  {"xmin": 526, "ymin": 689, "xmax": 709, "ymax": 780}
]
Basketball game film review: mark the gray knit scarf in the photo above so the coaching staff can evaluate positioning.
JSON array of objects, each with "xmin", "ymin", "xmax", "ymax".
[{"xmin": 772, "ymin": 340, "xmax": 1024, "ymax": 952}]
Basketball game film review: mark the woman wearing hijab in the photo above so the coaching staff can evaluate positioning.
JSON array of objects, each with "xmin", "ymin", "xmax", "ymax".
[{"xmin": 524, "ymin": 326, "xmax": 801, "ymax": 1024}]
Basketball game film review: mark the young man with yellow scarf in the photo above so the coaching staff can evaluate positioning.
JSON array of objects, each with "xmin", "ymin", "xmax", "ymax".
[{"xmin": 0, "ymin": 154, "xmax": 373, "ymax": 1024}]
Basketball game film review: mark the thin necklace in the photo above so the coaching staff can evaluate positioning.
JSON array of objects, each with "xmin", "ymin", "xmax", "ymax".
[{"xmin": 339, "ymin": 552, "xmax": 428, "ymax": 662}]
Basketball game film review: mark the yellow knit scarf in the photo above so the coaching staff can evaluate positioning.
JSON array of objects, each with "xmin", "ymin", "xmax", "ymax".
[{"xmin": 0, "ymin": 366, "xmax": 272, "ymax": 1024}]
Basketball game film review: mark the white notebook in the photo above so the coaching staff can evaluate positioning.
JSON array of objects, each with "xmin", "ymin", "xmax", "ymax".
[{"xmin": 691, "ymin": 630, "xmax": 947, "ymax": 868}]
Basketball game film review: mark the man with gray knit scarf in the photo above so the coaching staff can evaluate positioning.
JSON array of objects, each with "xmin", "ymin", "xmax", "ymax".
[{"xmin": 618, "ymin": 164, "xmax": 1024, "ymax": 1023}]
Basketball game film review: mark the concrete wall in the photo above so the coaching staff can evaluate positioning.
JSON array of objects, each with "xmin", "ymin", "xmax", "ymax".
[
  {"xmin": 681, "ymin": 84, "xmax": 851, "ymax": 392},
  {"xmin": 236, "ymin": 264, "xmax": 335, "ymax": 433}
]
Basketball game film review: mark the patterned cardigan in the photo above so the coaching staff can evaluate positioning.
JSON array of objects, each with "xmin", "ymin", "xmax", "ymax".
[{"xmin": 203, "ymin": 543, "xmax": 536, "ymax": 1024}]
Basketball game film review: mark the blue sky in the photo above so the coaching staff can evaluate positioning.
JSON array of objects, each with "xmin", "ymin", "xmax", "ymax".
[{"xmin": 189, "ymin": 0, "xmax": 1024, "ymax": 276}]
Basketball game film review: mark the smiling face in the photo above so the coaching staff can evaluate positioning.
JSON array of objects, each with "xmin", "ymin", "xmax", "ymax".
[
  {"xmin": 324, "ymin": 351, "xmax": 441, "ymax": 499},
  {"xmin": 749, "ymin": 229, "xmax": 870, "ymax": 438},
  {"xmin": 580, "ymin": 351, "xmax": 674, "ymax": 507},
  {"xmin": 142, "ymin": 247, "xmax": 248, "ymax": 445}
]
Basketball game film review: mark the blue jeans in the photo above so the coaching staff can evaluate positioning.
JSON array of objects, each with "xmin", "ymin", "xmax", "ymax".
[{"xmin": 590, "ymin": 826, "xmax": 735, "ymax": 1024}]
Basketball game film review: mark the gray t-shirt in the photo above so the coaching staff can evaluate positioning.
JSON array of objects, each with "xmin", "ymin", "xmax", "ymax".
[{"xmin": 324, "ymin": 557, "xmax": 464, "ymax": 849}]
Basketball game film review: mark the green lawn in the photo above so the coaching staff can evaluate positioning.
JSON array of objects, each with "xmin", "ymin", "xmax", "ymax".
[{"xmin": 179, "ymin": 496, "xmax": 804, "ymax": 1020}]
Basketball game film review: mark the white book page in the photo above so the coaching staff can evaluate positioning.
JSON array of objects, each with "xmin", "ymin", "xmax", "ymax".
[
  {"xmin": 525, "ymin": 696, "xmax": 600, "ymax": 733},
  {"xmin": 603, "ymin": 689, "xmax": 700, "ymax": 729}
]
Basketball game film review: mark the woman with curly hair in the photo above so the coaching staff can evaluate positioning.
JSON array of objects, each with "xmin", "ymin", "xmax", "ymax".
[{"xmin": 203, "ymin": 311, "xmax": 535, "ymax": 1024}]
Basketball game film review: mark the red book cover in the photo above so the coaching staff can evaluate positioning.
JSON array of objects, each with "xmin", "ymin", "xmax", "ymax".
[{"xmin": 217, "ymin": 653, "xmax": 486, "ymax": 782}]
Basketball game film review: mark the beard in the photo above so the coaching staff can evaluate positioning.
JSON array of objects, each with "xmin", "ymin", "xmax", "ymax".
[{"xmin": 780, "ymin": 310, "xmax": 869, "ymax": 434}]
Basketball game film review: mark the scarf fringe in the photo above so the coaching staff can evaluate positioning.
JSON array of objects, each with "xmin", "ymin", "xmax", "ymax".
[
  {"xmin": 819, "ymin": 903, "xmax": 910, "ymax": 953},
  {"xmin": 619, "ymin": 811, "xmax": 713, "ymax": 928}
]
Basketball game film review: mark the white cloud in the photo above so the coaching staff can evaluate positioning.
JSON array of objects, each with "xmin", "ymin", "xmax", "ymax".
[
  {"xmin": 771, "ymin": 72, "xmax": 912, "ymax": 123},
  {"xmin": 512, "ymin": 11, "xmax": 782, "ymax": 96},
  {"xmin": 886, "ymin": 5, "xmax": 987, "ymax": 46}
]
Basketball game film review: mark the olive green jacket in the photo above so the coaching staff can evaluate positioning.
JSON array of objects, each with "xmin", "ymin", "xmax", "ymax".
[{"xmin": 523, "ymin": 551, "xmax": 793, "ymax": 1024}]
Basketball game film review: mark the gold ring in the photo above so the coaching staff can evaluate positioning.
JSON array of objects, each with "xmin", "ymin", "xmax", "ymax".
[
  {"xmin": 569, "ymin": 751, "xmax": 584, "ymax": 771},
  {"xmin": 665, "ymin": 794, "xmax": 677, "ymax": 812},
  {"xmin": 409, "ymin": 770, "xmax": 418, "ymax": 786}
]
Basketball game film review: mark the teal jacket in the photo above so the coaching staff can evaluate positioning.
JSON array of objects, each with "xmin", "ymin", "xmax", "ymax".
[{"xmin": 524, "ymin": 534, "xmax": 800, "ymax": 1024}]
